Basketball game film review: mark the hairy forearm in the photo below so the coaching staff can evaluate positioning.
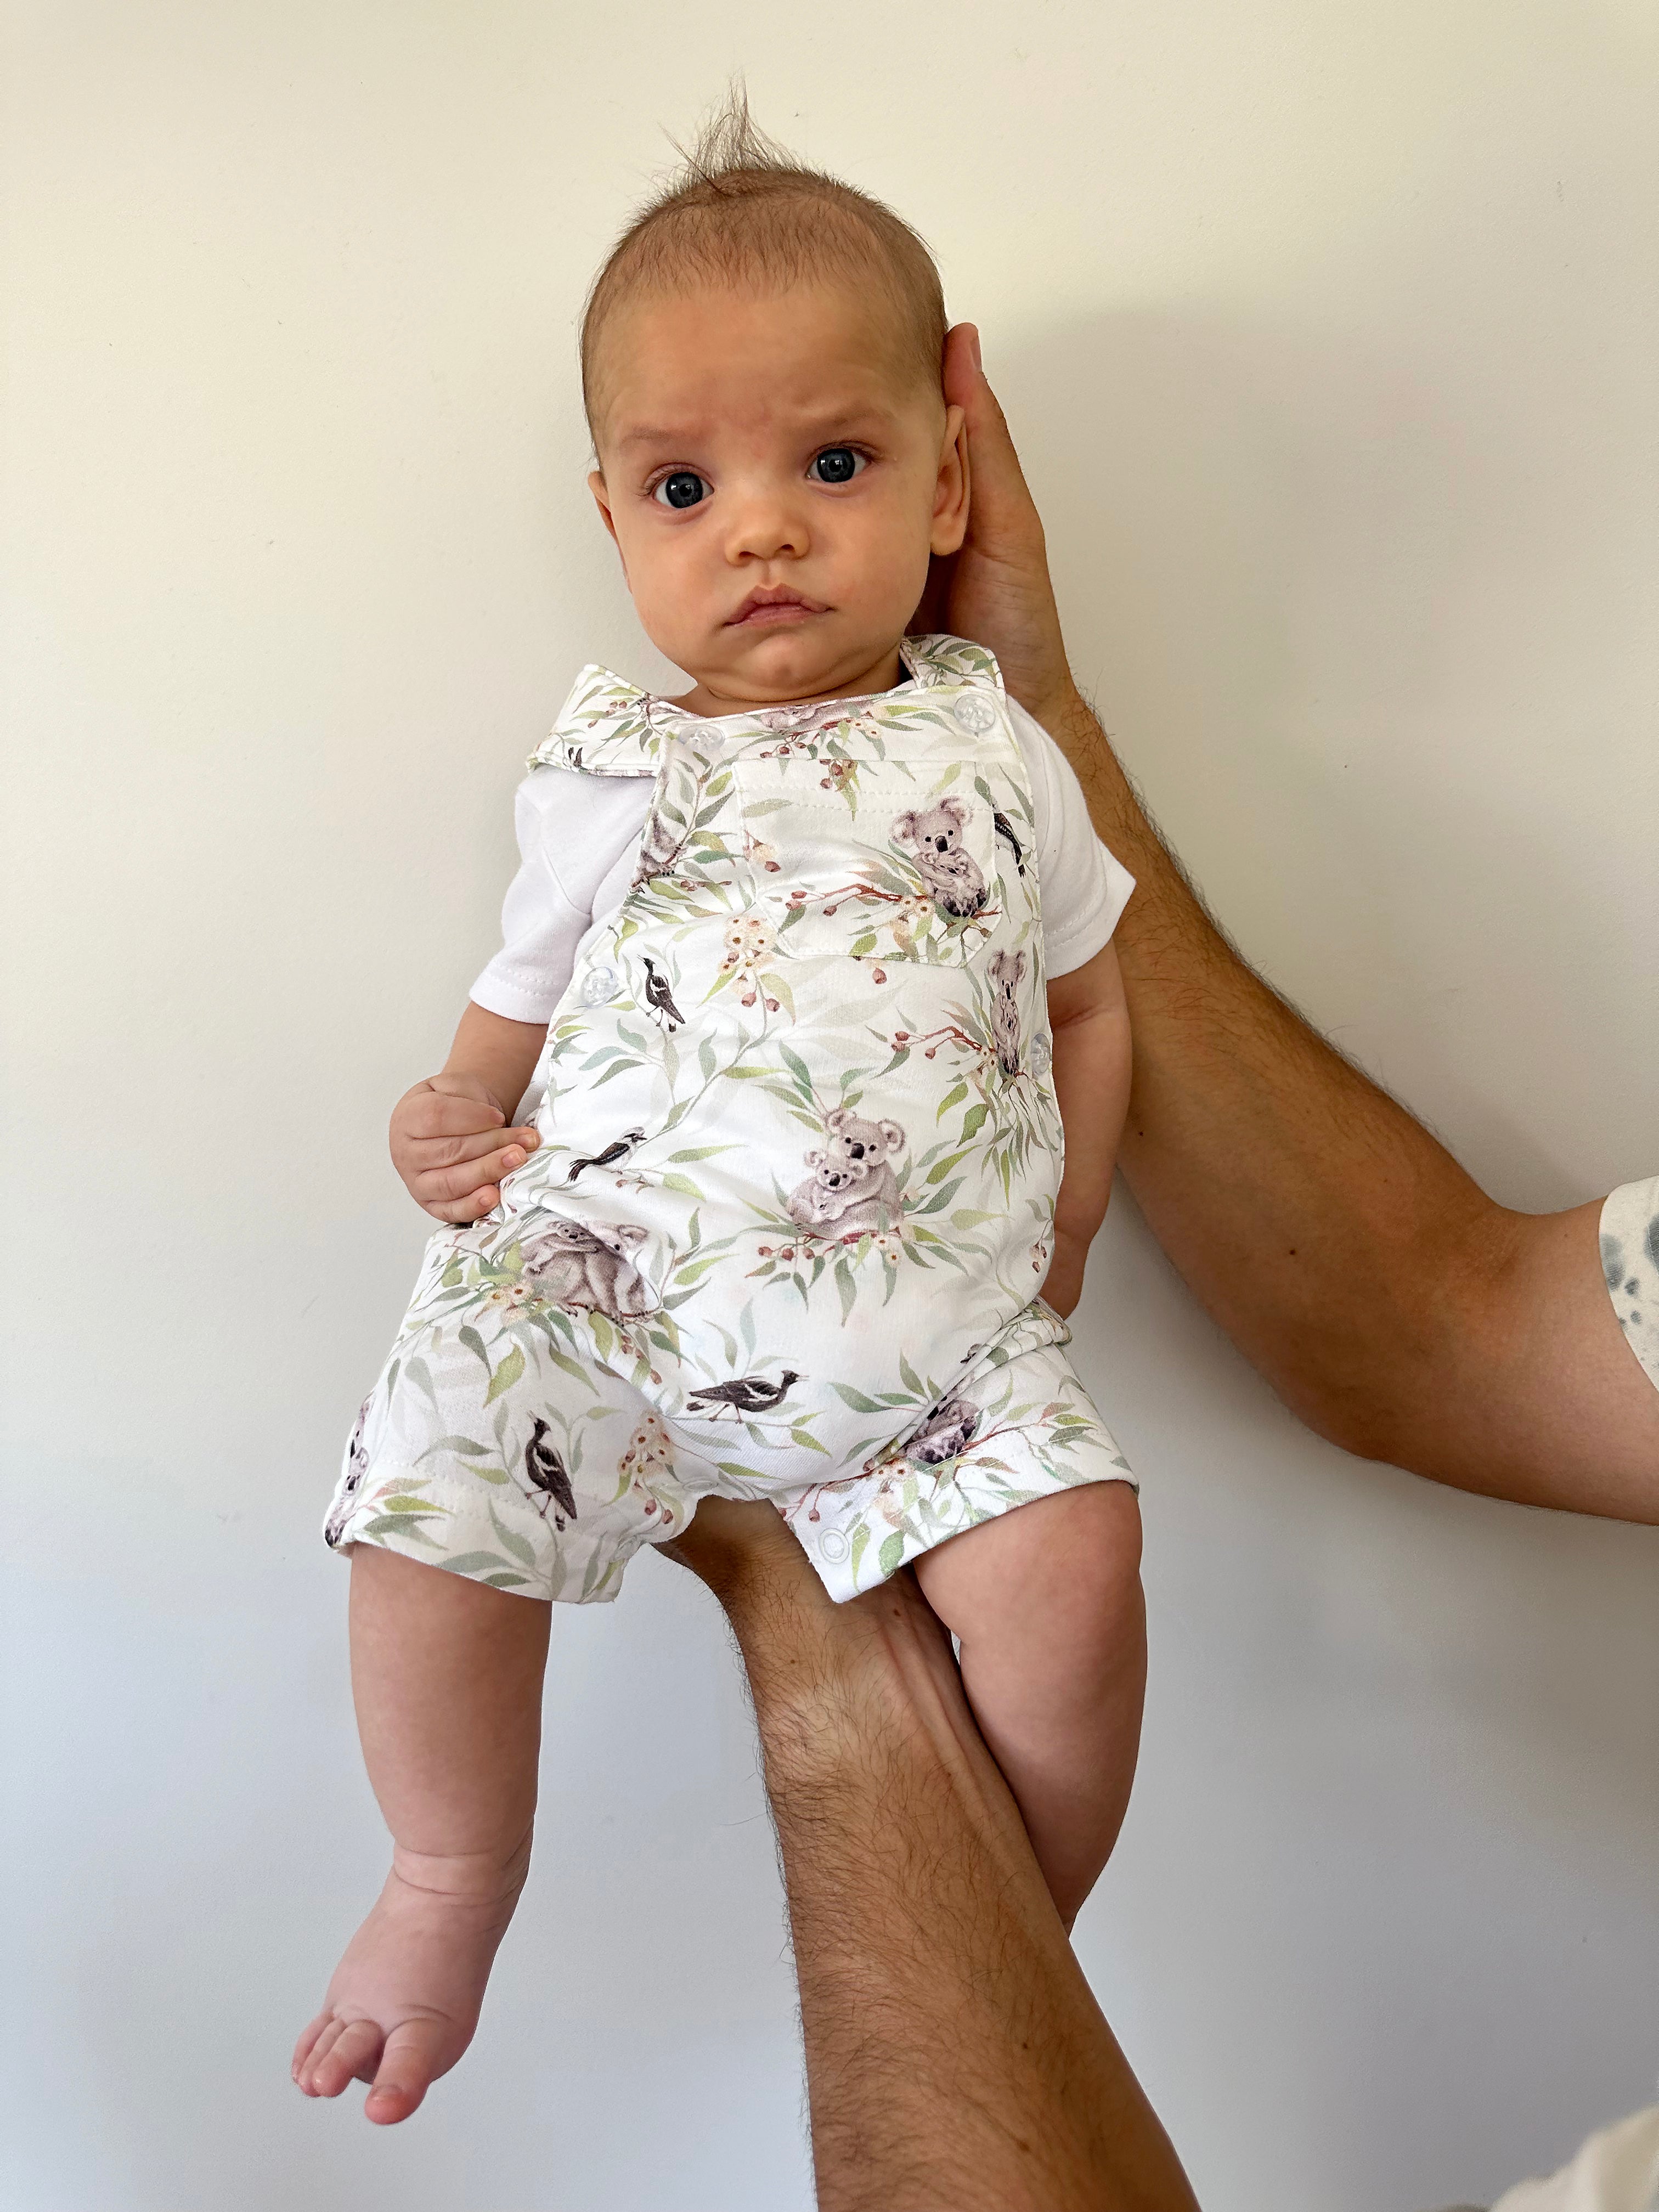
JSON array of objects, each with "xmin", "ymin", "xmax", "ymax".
[
  {"xmin": 707, "ymin": 1541, "xmax": 1198, "ymax": 2212},
  {"xmin": 1037, "ymin": 685, "xmax": 1659, "ymax": 1515},
  {"xmin": 443, "ymin": 1001, "xmax": 548, "ymax": 1121}
]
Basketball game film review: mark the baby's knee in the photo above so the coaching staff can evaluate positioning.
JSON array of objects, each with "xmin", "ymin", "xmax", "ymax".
[
  {"xmin": 1036, "ymin": 1486, "xmax": 1146, "ymax": 1690},
  {"xmin": 977, "ymin": 1480, "xmax": 1142, "ymax": 1626},
  {"xmin": 1039, "ymin": 1480, "xmax": 1142, "ymax": 1587}
]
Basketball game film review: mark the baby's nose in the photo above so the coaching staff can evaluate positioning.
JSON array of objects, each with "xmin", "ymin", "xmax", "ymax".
[{"xmin": 723, "ymin": 477, "xmax": 811, "ymax": 565}]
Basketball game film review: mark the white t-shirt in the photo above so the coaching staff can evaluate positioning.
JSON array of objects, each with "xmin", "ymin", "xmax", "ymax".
[
  {"xmin": 470, "ymin": 696, "xmax": 1135, "ymax": 1025},
  {"xmin": 1485, "ymin": 2098, "xmax": 1659, "ymax": 2211}
]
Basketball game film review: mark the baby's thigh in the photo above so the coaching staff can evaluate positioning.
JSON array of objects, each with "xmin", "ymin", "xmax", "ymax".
[{"xmin": 912, "ymin": 1482, "xmax": 1142, "ymax": 1653}]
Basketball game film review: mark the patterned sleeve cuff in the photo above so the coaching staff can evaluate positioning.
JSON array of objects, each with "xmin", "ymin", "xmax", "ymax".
[{"xmin": 1600, "ymin": 1176, "xmax": 1659, "ymax": 1392}]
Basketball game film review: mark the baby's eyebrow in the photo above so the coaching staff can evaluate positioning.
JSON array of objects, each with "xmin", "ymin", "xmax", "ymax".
[
  {"xmin": 612, "ymin": 403, "xmax": 905, "ymax": 454},
  {"xmin": 612, "ymin": 424, "xmax": 697, "ymax": 452}
]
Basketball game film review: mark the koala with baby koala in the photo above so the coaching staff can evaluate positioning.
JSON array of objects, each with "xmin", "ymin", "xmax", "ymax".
[
  {"xmin": 987, "ymin": 949, "xmax": 1026, "ymax": 1077},
  {"xmin": 786, "ymin": 1108, "xmax": 909, "ymax": 1236},
  {"xmin": 519, "ymin": 1215, "xmax": 656, "ymax": 1321},
  {"xmin": 891, "ymin": 798, "xmax": 990, "ymax": 920}
]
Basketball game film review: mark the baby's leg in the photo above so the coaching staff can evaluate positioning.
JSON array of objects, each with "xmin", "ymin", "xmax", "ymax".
[
  {"xmin": 292, "ymin": 1547, "xmax": 550, "ymax": 2123},
  {"xmin": 912, "ymin": 1483, "xmax": 1144, "ymax": 1931}
]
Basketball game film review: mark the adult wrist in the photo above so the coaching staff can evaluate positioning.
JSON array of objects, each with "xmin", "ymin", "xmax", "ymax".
[{"xmin": 1030, "ymin": 676, "xmax": 1095, "ymax": 746}]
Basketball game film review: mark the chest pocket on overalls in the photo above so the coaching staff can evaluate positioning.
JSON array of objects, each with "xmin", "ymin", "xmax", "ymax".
[{"xmin": 734, "ymin": 760, "xmax": 1005, "ymax": 967}]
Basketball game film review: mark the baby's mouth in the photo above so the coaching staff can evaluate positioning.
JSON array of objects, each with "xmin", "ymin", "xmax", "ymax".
[{"xmin": 726, "ymin": 588, "xmax": 830, "ymax": 627}]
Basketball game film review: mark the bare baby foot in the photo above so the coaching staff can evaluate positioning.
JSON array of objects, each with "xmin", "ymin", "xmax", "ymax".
[{"xmin": 292, "ymin": 1841, "xmax": 528, "ymax": 2124}]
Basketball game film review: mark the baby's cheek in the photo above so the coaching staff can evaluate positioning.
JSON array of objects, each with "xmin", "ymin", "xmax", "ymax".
[
  {"xmin": 831, "ymin": 508, "xmax": 933, "ymax": 627},
  {"xmin": 629, "ymin": 567, "xmax": 706, "ymax": 659}
]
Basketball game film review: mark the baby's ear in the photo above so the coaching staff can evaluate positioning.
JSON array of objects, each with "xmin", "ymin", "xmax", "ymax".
[
  {"xmin": 588, "ymin": 470, "xmax": 628, "ymax": 575},
  {"xmin": 930, "ymin": 403, "xmax": 969, "ymax": 559}
]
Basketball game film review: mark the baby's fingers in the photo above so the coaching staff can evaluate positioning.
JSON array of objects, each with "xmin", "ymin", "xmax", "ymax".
[
  {"xmin": 428, "ymin": 1184, "xmax": 503, "ymax": 1224},
  {"xmin": 417, "ymin": 1143, "xmax": 529, "ymax": 1220},
  {"xmin": 400, "ymin": 1088, "xmax": 506, "ymax": 1141},
  {"xmin": 364, "ymin": 2016, "xmax": 453, "ymax": 2126},
  {"xmin": 413, "ymin": 1125, "xmax": 539, "ymax": 1172}
]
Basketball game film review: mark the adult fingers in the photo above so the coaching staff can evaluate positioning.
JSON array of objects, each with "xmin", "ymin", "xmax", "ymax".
[
  {"xmin": 363, "ymin": 2017, "xmax": 453, "ymax": 2126},
  {"xmin": 939, "ymin": 321, "xmax": 1073, "ymax": 718},
  {"xmin": 657, "ymin": 1497, "xmax": 824, "ymax": 1604},
  {"xmin": 944, "ymin": 323, "xmax": 1045, "ymax": 554}
]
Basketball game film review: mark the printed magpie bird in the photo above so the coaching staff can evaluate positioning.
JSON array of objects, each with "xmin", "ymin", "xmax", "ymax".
[
  {"xmin": 524, "ymin": 1418, "xmax": 578, "ymax": 1527},
  {"xmin": 641, "ymin": 956, "xmax": 685, "ymax": 1029},
  {"xmin": 685, "ymin": 1370, "xmax": 800, "ymax": 1418}
]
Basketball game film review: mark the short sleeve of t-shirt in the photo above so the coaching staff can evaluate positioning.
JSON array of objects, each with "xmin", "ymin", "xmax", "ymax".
[
  {"xmin": 468, "ymin": 770, "xmax": 651, "ymax": 1023},
  {"xmin": 469, "ymin": 693, "xmax": 1136, "ymax": 1018},
  {"xmin": 1601, "ymin": 1176, "xmax": 1659, "ymax": 1391},
  {"xmin": 1007, "ymin": 698, "xmax": 1136, "ymax": 977}
]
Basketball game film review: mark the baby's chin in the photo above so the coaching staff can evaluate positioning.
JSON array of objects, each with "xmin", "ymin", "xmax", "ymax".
[{"xmin": 664, "ymin": 613, "xmax": 910, "ymax": 710}]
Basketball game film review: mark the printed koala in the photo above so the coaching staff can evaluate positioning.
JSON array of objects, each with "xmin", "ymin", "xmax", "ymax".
[
  {"xmin": 296, "ymin": 95, "xmax": 1139, "ymax": 2130},
  {"xmin": 785, "ymin": 1107, "xmax": 907, "ymax": 1234}
]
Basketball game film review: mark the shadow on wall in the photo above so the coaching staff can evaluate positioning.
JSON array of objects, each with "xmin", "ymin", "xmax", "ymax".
[
  {"xmin": 1006, "ymin": 312, "xmax": 1659, "ymax": 1849},
  {"xmin": 986, "ymin": 309, "xmax": 1654, "ymax": 1210}
]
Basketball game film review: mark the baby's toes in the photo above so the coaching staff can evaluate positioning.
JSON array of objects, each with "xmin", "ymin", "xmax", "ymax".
[
  {"xmin": 291, "ymin": 2010, "xmax": 333, "ymax": 2086},
  {"xmin": 363, "ymin": 2015, "xmax": 453, "ymax": 2126},
  {"xmin": 303, "ymin": 2016, "xmax": 385, "ymax": 2098},
  {"xmin": 292, "ymin": 2011, "xmax": 349, "ymax": 2093}
]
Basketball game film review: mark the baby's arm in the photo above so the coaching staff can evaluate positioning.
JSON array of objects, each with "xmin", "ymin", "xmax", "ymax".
[
  {"xmin": 389, "ymin": 1003, "xmax": 548, "ymax": 1222},
  {"xmin": 1043, "ymin": 941, "xmax": 1132, "ymax": 1316}
]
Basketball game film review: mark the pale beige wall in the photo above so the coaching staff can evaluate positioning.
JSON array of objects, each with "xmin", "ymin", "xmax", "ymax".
[{"xmin": 3, "ymin": 5, "xmax": 1656, "ymax": 2208}]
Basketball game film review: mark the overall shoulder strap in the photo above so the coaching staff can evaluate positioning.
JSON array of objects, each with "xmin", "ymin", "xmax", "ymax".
[
  {"xmin": 528, "ymin": 665, "xmax": 664, "ymax": 777},
  {"xmin": 901, "ymin": 634, "xmax": 1006, "ymax": 693}
]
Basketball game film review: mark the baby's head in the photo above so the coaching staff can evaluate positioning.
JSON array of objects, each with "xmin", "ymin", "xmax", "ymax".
[{"xmin": 582, "ymin": 94, "xmax": 968, "ymax": 713}]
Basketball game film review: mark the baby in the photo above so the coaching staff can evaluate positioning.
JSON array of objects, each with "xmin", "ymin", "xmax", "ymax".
[{"xmin": 296, "ymin": 101, "xmax": 1142, "ymax": 2125}]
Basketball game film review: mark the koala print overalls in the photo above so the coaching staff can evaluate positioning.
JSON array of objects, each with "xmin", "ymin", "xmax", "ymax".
[{"xmin": 324, "ymin": 636, "xmax": 1133, "ymax": 1603}]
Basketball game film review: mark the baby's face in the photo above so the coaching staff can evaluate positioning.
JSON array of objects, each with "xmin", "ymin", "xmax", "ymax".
[{"xmin": 589, "ymin": 284, "xmax": 967, "ymax": 712}]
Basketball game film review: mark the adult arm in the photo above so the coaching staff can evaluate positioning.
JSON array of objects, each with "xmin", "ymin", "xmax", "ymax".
[
  {"xmin": 929, "ymin": 325, "xmax": 1659, "ymax": 1520},
  {"xmin": 664, "ymin": 1501, "xmax": 1199, "ymax": 2212}
]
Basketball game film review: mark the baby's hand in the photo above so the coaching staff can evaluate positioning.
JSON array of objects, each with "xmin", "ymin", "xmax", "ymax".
[
  {"xmin": 390, "ymin": 1072, "xmax": 539, "ymax": 1223},
  {"xmin": 1040, "ymin": 1228, "xmax": 1088, "ymax": 1319}
]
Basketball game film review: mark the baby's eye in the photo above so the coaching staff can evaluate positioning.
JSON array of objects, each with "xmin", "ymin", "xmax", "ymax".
[
  {"xmin": 810, "ymin": 447, "xmax": 866, "ymax": 486},
  {"xmin": 653, "ymin": 471, "xmax": 709, "ymax": 509}
]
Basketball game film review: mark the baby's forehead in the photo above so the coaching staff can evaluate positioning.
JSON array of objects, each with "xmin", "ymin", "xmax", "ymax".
[{"xmin": 590, "ymin": 277, "xmax": 939, "ymax": 446}]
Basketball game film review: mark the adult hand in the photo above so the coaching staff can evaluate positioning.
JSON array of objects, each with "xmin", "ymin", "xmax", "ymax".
[
  {"xmin": 915, "ymin": 324, "xmax": 1085, "ymax": 738},
  {"xmin": 657, "ymin": 1494, "xmax": 829, "ymax": 1621}
]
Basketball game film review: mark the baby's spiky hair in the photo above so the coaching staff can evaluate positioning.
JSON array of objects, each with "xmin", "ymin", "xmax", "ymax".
[{"xmin": 581, "ymin": 86, "xmax": 947, "ymax": 436}]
